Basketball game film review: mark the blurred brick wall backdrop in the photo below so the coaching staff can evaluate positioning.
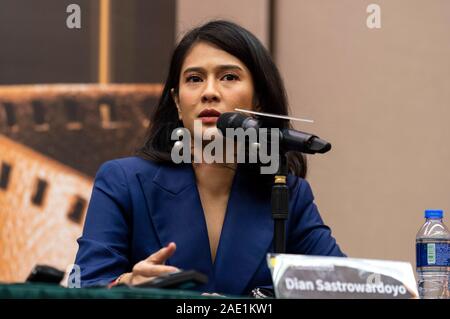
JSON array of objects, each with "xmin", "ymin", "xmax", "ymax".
[{"xmin": 0, "ymin": 84, "xmax": 162, "ymax": 282}]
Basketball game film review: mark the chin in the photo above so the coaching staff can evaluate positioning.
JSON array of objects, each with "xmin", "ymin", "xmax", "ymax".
[{"xmin": 202, "ymin": 126, "xmax": 219, "ymax": 136}]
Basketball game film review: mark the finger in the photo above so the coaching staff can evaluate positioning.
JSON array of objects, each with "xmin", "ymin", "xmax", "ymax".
[
  {"xmin": 146, "ymin": 242, "xmax": 177, "ymax": 264},
  {"xmin": 134, "ymin": 264, "xmax": 180, "ymax": 278},
  {"xmin": 130, "ymin": 274, "xmax": 156, "ymax": 286}
]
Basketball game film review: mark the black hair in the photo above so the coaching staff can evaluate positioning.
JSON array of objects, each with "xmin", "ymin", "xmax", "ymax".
[{"xmin": 136, "ymin": 20, "xmax": 307, "ymax": 178}]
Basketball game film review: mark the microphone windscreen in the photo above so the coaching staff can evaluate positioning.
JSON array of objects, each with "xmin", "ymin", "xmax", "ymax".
[{"xmin": 216, "ymin": 112, "xmax": 247, "ymax": 135}]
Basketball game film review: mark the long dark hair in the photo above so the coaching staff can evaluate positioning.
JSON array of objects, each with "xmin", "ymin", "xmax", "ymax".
[{"xmin": 137, "ymin": 20, "xmax": 307, "ymax": 178}]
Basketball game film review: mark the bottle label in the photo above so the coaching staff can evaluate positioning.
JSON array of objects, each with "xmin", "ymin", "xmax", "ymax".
[{"xmin": 416, "ymin": 240, "xmax": 450, "ymax": 268}]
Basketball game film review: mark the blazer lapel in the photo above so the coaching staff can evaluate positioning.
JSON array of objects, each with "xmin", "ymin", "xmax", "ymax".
[
  {"xmin": 137, "ymin": 163, "xmax": 274, "ymax": 294},
  {"xmin": 213, "ymin": 168, "xmax": 274, "ymax": 294},
  {"xmin": 136, "ymin": 164, "xmax": 214, "ymax": 279}
]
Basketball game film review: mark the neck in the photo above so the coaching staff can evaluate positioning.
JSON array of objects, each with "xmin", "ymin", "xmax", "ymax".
[{"xmin": 193, "ymin": 163, "xmax": 236, "ymax": 196}]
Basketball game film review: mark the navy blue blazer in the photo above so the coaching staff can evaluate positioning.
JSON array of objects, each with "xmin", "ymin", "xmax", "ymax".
[{"xmin": 74, "ymin": 156, "xmax": 344, "ymax": 295}]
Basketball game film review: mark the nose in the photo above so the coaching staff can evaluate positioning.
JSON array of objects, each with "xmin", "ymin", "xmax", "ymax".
[{"xmin": 201, "ymin": 78, "xmax": 220, "ymax": 103}]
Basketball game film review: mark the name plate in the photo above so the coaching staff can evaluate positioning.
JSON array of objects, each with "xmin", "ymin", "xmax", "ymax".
[{"xmin": 267, "ymin": 254, "xmax": 418, "ymax": 299}]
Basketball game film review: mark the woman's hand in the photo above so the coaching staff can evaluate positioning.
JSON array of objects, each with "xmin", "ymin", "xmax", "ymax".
[{"xmin": 119, "ymin": 242, "xmax": 180, "ymax": 286}]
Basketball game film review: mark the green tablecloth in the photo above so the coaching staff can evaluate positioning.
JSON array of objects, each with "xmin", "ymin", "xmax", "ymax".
[{"xmin": 0, "ymin": 283, "xmax": 213, "ymax": 299}]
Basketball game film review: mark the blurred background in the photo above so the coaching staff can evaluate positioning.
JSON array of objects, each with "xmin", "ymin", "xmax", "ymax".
[{"xmin": 0, "ymin": 0, "xmax": 449, "ymax": 282}]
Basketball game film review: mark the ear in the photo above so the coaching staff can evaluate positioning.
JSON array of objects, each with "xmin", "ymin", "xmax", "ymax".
[{"xmin": 171, "ymin": 88, "xmax": 182, "ymax": 120}]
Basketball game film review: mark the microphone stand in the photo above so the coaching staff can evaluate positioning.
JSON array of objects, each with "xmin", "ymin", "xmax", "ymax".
[{"xmin": 271, "ymin": 151, "xmax": 289, "ymax": 253}]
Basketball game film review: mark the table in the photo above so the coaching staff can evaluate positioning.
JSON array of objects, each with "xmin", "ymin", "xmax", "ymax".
[{"xmin": 0, "ymin": 283, "xmax": 213, "ymax": 299}]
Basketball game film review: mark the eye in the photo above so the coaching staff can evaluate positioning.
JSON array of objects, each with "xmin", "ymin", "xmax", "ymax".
[
  {"xmin": 186, "ymin": 75, "xmax": 203, "ymax": 83},
  {"xmin": 222, "ymin": 74, "xmax": 239, "ymax": 81}
]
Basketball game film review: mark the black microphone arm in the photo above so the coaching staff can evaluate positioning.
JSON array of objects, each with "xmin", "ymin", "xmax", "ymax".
[
  {"xmin": 217, "ymin": 112, "xmax": 332, "ymax": 155},
  {"xmin": 217, "ymin": 111, "xmax": 331, "ymax": 253}
]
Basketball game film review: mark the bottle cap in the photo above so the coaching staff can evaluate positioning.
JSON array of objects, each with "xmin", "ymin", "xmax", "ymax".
[{"xmin": 424, "ymin": 209, "xmax": 443, "ymax": 219}]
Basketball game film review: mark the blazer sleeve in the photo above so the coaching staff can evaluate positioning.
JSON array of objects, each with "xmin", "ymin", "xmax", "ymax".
[
  {"xmin": 73, "ymin": 160, "xmax": 132, "ymax": 287},
  {"xmin": 286, "ymin": 178, "xmax": 346, "ymax": 257}
]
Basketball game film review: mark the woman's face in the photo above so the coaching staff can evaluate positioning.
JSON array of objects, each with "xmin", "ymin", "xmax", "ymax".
[{"xmin": 173, "ymin": 41, "xmax": 256, "ymax": 136}]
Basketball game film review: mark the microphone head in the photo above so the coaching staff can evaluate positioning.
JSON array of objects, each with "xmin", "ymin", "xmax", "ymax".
[
  {"xmin": 311, "ymin": 138, "xmax": 332, "ymax": 154},
  {"xmin": 217, "ymin": 112, "xmax": 248, "ymax": 136}
]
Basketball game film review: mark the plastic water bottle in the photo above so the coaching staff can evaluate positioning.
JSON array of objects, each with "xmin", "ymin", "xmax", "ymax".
[{"xmin": 416, "ymin": 209, "xmax": 450, "ymax": 299}]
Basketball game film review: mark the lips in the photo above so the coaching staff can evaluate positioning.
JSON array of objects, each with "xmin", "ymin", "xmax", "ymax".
[
  {"xmin": 198, "ymin": 108, "xmax": 221, "ymax": 124},
  {"xmin": 198, "ymin": 108, "xmax": 221, "ymax": 118}
]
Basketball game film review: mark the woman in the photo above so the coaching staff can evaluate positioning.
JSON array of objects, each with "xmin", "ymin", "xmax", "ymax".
[{"xmin": 73, "ymin": 20, "xmax": 345, "ymax": 296}]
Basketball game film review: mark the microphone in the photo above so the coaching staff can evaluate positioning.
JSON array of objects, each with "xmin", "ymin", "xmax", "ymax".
[{"xmin": 217, "ymin": 112, "xmax": 331, "ymax": 154}]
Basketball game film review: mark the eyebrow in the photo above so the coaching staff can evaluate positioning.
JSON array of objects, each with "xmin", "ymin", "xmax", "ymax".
[{"xmin": 182, "ymin": 64, "xmax": 243, "ymax": 75}]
